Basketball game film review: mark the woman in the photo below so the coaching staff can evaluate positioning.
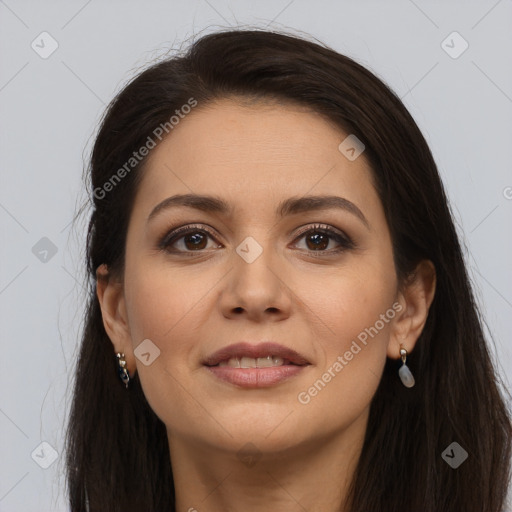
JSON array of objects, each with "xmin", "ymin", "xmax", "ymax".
[{"xmin": 65, "ymin": 29, "xmax": 512, "ymax": 511}]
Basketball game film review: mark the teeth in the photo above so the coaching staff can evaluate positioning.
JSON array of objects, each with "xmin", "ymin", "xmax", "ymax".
[
  {"xmin": 228, "ymin": 357, "xmax": 241, "ymax": 368},
  {"xmin": 217, "ymin": 356, "xmax": 286, "ymax": 368},
  {"xmin": 257, "ymin": 356, "xmax": 275, "ymax": 368},
  {"xmin": 240, "ymin": 357, "xmax": 257, "ymax": 368}
]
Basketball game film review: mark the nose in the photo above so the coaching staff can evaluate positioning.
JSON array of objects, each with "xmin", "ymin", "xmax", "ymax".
[{"xmin": 218, "ymin": 236, "xmax": 292, "ymax": 322}]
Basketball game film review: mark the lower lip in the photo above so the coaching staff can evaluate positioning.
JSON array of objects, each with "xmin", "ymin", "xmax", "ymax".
[{"xmin": 204, "ymin": 364, "xmax": 308, "ymax": 388}]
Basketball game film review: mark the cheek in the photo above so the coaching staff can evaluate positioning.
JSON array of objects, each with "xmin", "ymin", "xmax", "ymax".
[
  {"xmin": 123, "ymin": 257, "xmax": 230, "ymax": 409},
  {"xmin": 123, "ymin": 263, "xmax": 214, "ymax": 426},
  {"xmin": 300, "ymin": 253, "xmax": 396, "ymax": 347},
  {"xmin": 293, "ymin": 260, "xmax": 396, "ymax": 413},
  {"xmin": 294, "ymin": 295, "xmax": 393, "ymax": 431},
  {"xmin": 124, "ymin": 261, "xmax": 217, "ymax": 343}
]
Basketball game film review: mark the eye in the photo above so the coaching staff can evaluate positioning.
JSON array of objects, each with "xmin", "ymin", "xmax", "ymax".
[
  {"xmin": 158, "ymin": 223, "xmax": 355, "ymax": 255},
  {"xmin": 158, "ymin": 224, "xmax": 221, "ymax": 253},
  {"xmin": 292, "ymin": 223, "xmax": 355, "ymax": 254}
]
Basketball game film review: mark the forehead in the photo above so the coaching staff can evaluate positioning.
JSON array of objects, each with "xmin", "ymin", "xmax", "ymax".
[
  {"xmin": 151, "ymin": 99, "xmax": 357, "ymax": 169},
  {"xmin": 133, "ymin": 99, "xmax": 379, "ymax": 221}
]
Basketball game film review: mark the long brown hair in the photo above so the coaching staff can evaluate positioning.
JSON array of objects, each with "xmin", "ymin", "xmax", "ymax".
[{"xmin": 65, "ymin": 29, "xmax": 512, "ymax": 511}]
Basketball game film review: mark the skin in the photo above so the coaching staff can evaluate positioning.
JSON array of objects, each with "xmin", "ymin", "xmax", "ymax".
[{"xmin": 96, "ymin": 98, "xmax": 436, "ymax": 512}]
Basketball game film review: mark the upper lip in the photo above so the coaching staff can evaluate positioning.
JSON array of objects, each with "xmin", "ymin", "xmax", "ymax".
[{"xmin": 202, "ymin": 342, "xmax": 311, "ymax": 367}]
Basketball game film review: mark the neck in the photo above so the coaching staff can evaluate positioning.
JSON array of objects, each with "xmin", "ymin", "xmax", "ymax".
[{"xmin": 167, "ymin": 409, "xmax": 368, "ymax": 512}]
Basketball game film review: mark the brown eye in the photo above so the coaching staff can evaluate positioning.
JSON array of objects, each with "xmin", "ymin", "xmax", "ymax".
[
  {"xmin": 304, "ymin": 232, "xmax": 330, "ymax": 251},
  {"xmin": 159, "ymin": 223, "xmax": 354, "ymax": 256},
  {"xmin": 180, "ymin": 231, "xmax": 209, "ymax": 251},
  {"xmin": 159, "ymin": 225, "xmax": 221, "ymax": 253},
  {"xmin": 293, "ymin": 224, "xmax": 355, "ymax": 254}
]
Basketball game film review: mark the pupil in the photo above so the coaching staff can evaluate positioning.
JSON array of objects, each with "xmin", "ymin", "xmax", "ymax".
[
  {"xmin": 186, "ymin": 233, "xmax": 206, "ymax": 250},
  {"xmin": 182, "ymin": 232, "xmax": 330, "ymax": 251},
  {"xmin": 308, "ymin": 233, "xmax": 328, "ymax": 250}
]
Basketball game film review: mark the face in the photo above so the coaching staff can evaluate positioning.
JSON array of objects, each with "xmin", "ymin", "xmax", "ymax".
[{"xmin": 106, "ymin": 98, "xmax": 408, "ymax": 456}]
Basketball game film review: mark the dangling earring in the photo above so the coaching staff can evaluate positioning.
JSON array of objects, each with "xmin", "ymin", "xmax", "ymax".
[
  {"xmin": 398, "ymin": 345, "xmax": 415, "ymax": 388},
  {"xmin": 116, "ymin": 353, "xmax": 130, "ymax": 389}
]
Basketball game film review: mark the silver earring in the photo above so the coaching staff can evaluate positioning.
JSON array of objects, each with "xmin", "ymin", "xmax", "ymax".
[
  {"xmin": 398, "ymin": 345, "xmax": 415, "ymax": 388},
  {"xmin": 116, "ymin": 353, "xmax": 130, "ymax": 389}
]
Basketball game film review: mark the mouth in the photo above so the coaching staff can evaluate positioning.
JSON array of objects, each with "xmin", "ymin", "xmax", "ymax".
[
  {"xmin": 214, "ymin": 355, "xmax": 303, "ymax": 368},
  {"xmin": 202, "ymin": 342, "xmax": 311, "ymax": 388}
]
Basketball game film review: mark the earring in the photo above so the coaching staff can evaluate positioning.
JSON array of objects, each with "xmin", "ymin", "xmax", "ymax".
[
  {"xmin": 116, "ymin": 353, "xmax": 130, "ymax": 389},
  {"xmin": 398, "ymin": 345, "xmax": 415, "ymax": 388}
]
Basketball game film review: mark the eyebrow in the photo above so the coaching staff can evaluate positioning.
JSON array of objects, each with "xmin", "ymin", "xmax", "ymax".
[{"xmin": 147, "ymin": 193, "xmax": 370, "ymax": 229}]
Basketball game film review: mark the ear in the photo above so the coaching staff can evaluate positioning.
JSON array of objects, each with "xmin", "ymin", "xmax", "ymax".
[
  {"xmin": 96, "ymin": 264, "xmax": 136, "ymax": 377},
  {"xmin": 387, "ymin": 259, "xmax": 436, "ymax": 359}
]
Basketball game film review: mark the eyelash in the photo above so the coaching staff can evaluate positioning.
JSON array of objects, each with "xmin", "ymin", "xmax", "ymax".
[{"xmin": 158, "ymin": 223, "xmax": 355, "ymax": 256}]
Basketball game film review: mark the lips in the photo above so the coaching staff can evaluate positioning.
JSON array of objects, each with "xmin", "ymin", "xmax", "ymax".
[
  {"xmin": 203, "ymin": 341, "xmax": 311, "ymax": 388},
  {"xmin": 202, "ymin": 341, "xmax": 310, "ymax": 367}
]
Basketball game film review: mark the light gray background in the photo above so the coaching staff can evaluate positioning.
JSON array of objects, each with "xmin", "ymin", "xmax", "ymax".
[{"xmin": 1, "ymin": 1, "xmax": 511, "ymax": 510}]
